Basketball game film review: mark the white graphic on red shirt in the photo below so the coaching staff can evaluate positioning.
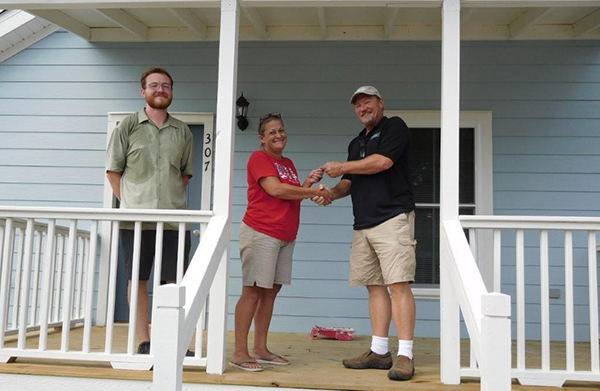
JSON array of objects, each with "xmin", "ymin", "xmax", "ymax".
[{"xmin": 274, "ymin": 162, "xmax": 300, "ymax": 185}]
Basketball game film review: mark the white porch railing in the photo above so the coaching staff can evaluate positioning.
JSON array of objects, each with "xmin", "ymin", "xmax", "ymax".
[
  {"xmin": 460, "ymin": 215, "xmax": 600, "ymax": 387},
  {"xmin": 0, "ymin": 217, "xmax": 89, "ymax": 341},
  {"xmin": 0, "ymin": 205, "xmax": 219, "ymax": 371},
  {"xmin": 441, "ymin": 220, "xmax": 512, "ymax": 391}
]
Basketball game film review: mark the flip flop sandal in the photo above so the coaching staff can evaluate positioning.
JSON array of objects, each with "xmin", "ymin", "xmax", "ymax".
[
  {"xmin": 228, "ymin": 358, "xmax": 263, "ymax": 372},
  {"xmin": 254, "ymin": 354, "xmax": 290, "ymax": 366}
]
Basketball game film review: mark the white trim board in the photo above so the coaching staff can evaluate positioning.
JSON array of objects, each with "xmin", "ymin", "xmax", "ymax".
[
  {"xmin": 96, "ymin": 111, "xmax": 214, "ymax": 326},
  {"xmin": 385, "ymin": 110, "xmax": 495, "ymax": 296},
  {"xmin": 0, "ymin": 374, "xmax": 336, "ymax": 391}
]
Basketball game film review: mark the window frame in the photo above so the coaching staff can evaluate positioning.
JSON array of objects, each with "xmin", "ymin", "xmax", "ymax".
[{"xmin": 385, "ymin": 110, "xmax": 494, "ymax": 299}]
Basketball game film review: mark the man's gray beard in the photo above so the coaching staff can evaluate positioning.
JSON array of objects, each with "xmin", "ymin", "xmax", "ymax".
[{"xmin": 361, "ymin": 116, "xmax": 377, "ymax": 127}]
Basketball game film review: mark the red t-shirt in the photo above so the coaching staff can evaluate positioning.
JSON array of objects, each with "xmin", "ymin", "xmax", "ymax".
[{"xmin": 242, "ymin": 150, "xmax": 302, "ymax": 242}]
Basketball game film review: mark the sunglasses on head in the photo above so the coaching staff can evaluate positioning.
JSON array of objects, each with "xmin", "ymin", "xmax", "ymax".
[{"xmin": 258, "ymin": 113, "xmax": 282, "ymax": 128}]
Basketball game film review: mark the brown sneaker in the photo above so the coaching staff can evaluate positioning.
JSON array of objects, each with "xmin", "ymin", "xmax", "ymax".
[
  {"xmin": 342, "ymin": 349, "xmax": 392, "ymax": 370},
  {"xmin": 388, "ymin": 355, "xmax": 415, "ymax": 381}
]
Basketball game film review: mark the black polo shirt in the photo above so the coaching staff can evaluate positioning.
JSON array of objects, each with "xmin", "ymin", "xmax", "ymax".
[{"xmin": 342, "ymin": 116, "xmax": 415, "ymax": 230}]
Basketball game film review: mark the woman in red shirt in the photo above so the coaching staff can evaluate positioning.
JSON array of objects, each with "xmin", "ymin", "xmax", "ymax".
[{"xmin": 228, "ymin": 113, "xmax": 332, "ymax": 372}]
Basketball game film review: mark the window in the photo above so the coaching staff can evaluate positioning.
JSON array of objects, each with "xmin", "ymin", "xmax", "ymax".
[
  {"xmin": 411, "ymin": 128, "xmax": 475, "ymax": 285},
  {"xmin": 386, "ymin": 111, "xmax": 493, "ymax": 294}
]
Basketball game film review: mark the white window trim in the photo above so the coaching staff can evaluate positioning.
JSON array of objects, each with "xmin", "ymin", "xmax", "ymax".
[
  {"xmin": 385, "ymin": 110, "xmax": 494, "ymax": 299},
  {"xmin": 95, "ymin": 112, "xmax": 214, "ymax": 326}
]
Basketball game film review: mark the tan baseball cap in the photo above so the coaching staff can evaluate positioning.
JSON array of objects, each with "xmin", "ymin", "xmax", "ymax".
[{"xmin": 350, "ymin": 86, "xmax": 382, "ymax": 104}]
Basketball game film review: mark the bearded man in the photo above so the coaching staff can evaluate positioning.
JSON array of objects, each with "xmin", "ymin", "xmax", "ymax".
[{"xmin": 106, "ymin": 67, "xmax": 194, "ymax": 355}]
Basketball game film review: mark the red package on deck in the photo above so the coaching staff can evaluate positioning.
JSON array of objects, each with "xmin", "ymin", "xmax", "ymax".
[{"xmin": 310, "ymin": 325, "xmax": 355, "ymax": 341}]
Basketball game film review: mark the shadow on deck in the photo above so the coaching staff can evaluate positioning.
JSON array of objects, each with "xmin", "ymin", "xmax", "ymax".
[{"xmin": 0, "ymin": 326, "xmax": 598, "ymax": 391}]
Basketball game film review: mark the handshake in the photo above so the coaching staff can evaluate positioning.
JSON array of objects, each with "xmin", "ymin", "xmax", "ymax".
[{"xmin": 306, "ymin": 161, "xmax": 345, "ymax": 206}]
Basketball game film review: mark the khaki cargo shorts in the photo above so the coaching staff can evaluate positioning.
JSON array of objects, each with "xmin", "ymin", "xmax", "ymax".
[
  {"xmin": 239, "ymin": 222, "xmax": 295, "ymax": 288},
  {"xmin": 349, "ymin": 211, "xmax": 416, "ymax": 286}
]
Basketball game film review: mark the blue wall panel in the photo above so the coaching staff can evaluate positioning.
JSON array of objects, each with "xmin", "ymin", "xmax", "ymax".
[{"xmin": 1, "ymin": 32, "xmax": 600, "ymax": 340}]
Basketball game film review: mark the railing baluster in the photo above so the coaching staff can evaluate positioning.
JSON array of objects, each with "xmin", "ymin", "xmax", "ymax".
[
  {"xmin": 0, "ymin": 218, "xmax": 15, "ymax": 348},
  {"xmin": 60, "ymin": 220, "xmax": 78, "ymax": 352},
  {"xmin": 47, "ymin": 234, "xmax": 57, "ymax": 325},
  {"xmin": 516, "ymin": 229, "xmax": 525, "ymax": 371},
  {"xmin": 195, "ymin": 221, "xmax": 209, "ymax": 359},
  {"xmin": 468, "ymin": 228, "xmax": 478, "ymax": 368},
  {"xmin": 83, "ymin": 222, "xmax": 98, "ymax": 353},
  {"xmin": 540, "ymin": 230, "xmax": 550, "ymax": 371},
  {"xmin": 79, "ymin": 237, "xmax": 89, "ymax": 319},
  {"xmin": 150, "ymin": 222, "xmax": 164, "ymax": 356},
  {"xmin": 12, "ymin": 228, "xmax": 25, "ymax": 329},
  {"xmin": 564, "ymin": 230, "xmax": 575, "ymax": 372},
  {"xmin": 195, "ymin": 305, "xmax": 205, "ymax": 358},
  {"xmin": 128, "ymin": 222, "xmax": 143, "ymax": 355},
  {"xmin": 53, "ymin": 235, "xmax": 65, "ymax": 322},
  {"xmin": 493, "ymin": 229, "xmax": 501, "ymax": 292},
  {"xmin": 74, "ymin": 237, "xmax": 84, "ymax": 320},
  {"xmin": 17, "ymin": 219, "xmax": 35, "ymax": 349},
  {"xmin": 588, "ymin": 231, "xmax": 599, "ymax": 373},
  {"xmin": 30, "ymin": 230, "xmax": 43, "ymax": 325},
  {"xmin": 177, "ymin": 222, "xmax": 185, "ymax": 284},
  {"xmin": 39, "ymin": 220, "xmax": 56, "ymax": 351},
  {"xmin": 0, "ymin": 222, "xmax": 4, "ymax": 273},
  {"xmin": 104, "ymin": 221, "xmax": 120, "ymax": 354}
]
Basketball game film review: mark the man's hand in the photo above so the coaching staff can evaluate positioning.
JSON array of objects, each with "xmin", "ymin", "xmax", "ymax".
[
  {"xmin": 322, "ymin": 162, "xmax": 345, "ymax": 178},
  {"xmin": 312, "ymin": 184, "xmax": 333, "ymax": 206},
  {"xmin": 306, "ymin": 168, "xmax": 324, "ymax": 186}
]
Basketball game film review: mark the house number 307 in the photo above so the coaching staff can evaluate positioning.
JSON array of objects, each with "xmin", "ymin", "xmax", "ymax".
[{"xmin": 204, "ymin": 133, "xmax": 212, "ymax": 172}]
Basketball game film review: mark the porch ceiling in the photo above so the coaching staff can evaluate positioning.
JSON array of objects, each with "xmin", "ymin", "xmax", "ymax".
[{"xmin": 2, "ymin": 1, "xmax": 600, "ymax": 41}]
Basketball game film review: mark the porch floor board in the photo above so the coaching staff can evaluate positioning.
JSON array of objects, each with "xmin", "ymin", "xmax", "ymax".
[{"xmin": 0, "ymin": 326, "xmax": 598, "ymax": 390}]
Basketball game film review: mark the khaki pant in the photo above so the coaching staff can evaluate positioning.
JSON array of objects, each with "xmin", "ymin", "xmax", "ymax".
[{"xmin": 349, "ymin": 211, "xmax": 416, "ymax": 286}]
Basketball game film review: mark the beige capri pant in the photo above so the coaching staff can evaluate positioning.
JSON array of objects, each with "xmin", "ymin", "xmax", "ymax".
[{"xmin": 239, "ymin": 222, "xmax": 295, "ymax": 289}]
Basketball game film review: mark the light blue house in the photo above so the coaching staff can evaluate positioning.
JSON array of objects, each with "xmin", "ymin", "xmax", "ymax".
[{"xmin": 0, "ymin": 1, "xmax": 599, "ymax": 390}]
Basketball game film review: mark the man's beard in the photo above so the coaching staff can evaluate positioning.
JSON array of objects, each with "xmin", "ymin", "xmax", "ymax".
[
  {"xmin": 360, "ymin": 112, "xmax": 377, "ymax": 127},
  {"xmin": 146, "ymin": 94, "xmax": 172, "ymax": 110}
]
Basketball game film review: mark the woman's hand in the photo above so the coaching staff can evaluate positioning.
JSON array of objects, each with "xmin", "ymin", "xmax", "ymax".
[
  {"xmin": 313, "ymin": 184, "xmax": 333, "ymax": 206},
  {"xmin": 304, "ymin": 168, "xmax": 324, "ymax": 187}
]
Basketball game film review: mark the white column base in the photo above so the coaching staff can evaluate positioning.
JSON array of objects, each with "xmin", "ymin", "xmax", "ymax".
[
  {"xmin": 110, "ymin": 361, "xmax": 153, "ymax": 371},
  {"xmin": 518, "ymin": 377, "xmax": 566, "ymax": 387},
  {"xmin": 0, "ymin": 356, "xmax": 16, "ymax": 363}
]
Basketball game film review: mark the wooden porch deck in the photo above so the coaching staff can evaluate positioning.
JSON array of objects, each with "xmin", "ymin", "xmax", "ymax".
[{"xmin": 0, "ymin": 326, "xmax": 598, "ymax": 391}]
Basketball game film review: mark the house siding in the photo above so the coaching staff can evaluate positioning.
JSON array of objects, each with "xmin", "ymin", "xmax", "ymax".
[{"xmin": 1, "ymin": 32, "xmax": 599, "ymax": 340}]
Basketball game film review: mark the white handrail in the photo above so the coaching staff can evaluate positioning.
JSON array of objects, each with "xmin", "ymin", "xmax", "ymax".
[
  {"xmin": 461, "ymin": 215, "xmax": 600, "ymax": 230},
  {"xmin": 442, "ymin": 221, "xmax": 486, "ymax": 354},
  {"xmin": 0, "ymin": 206, "xmax": 212, "ymax": 223},
  {"xmin": 441, "ymin": 220, "xmax": 512, "ymax": 390}
]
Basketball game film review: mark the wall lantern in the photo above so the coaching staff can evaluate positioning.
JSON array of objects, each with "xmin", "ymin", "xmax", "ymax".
[{"xmin": 236, "ymin": 93, "xmax": 249, "ymax": 131}]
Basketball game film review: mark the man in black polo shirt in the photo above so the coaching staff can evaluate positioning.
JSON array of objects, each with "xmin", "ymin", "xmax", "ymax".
[{"xmin": 317, "ymin": 86, "xmax": 417, "ymax": 381}]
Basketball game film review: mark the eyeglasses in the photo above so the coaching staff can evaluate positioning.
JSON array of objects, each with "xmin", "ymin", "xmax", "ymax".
[
  {"xmin": 145, "ymin": 83, "xmax": 172, "ymax": 91},
  {"xmin": 258, "ymin": 113, "xmax": 282, "ymax": 128}
]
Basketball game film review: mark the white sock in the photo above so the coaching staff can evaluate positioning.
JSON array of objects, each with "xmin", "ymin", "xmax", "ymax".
[
  {"xmin": 370, "ymin": 335, "xmax": 389, "ymax": 355},
  {"xmin": 397, "ymin": 339, "xmax": 414, "ymax": 359}
]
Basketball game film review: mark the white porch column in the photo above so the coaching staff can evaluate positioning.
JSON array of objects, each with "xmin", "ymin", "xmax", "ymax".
[
  {"xmin": 440, "ymin": 0, "xmax": 461, "ymax": 385},
  {"xmin": 205, "ymin": 0, "xmax": 240, "ymax": 374}
]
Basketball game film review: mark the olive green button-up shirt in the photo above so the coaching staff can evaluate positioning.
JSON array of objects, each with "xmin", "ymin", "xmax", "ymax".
[{"xmin": 106, "ymin": 109, "xmax": 194, "ymax": 230}]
